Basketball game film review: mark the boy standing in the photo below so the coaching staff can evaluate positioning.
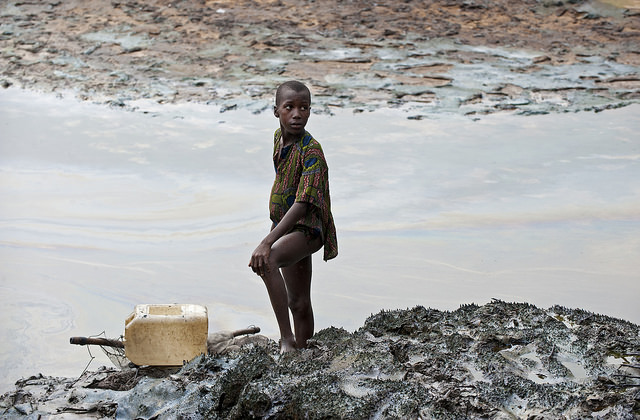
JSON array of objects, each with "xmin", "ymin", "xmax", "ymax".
[{"xmin": 249, "ymin": 81, "xmax": 337, "ymax": 352}]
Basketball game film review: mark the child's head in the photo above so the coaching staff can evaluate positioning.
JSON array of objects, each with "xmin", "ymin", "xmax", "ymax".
[
  {"xmin": 274, "ymin": 81, "xmax": 311, "ymax": 139},
  {"xmin": 275, "ymin": 81, "xmax": 311, "ymax": 107}
]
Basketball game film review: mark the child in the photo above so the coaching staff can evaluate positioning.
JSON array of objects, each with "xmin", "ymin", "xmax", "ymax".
[{"xmin": 249, "ymin": 81, "xmax": 338, "ymax": 352}]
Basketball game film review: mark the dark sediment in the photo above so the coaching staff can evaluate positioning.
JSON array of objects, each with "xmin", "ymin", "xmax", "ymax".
[
  {"xmin": 0, "ymin": 0, "xmax": 639, "ymax": 116},
  {"xmin": 1, "ymin": 301, "xmax": 638, "ymax": 418}
]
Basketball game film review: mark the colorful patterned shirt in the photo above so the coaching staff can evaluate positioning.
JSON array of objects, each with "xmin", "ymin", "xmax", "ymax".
[{"xmin": 269, "ymin": 128, "xmax": 338, "ymax": 261}]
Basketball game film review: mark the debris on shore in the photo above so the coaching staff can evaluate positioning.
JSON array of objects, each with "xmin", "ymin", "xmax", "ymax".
[
  {"xmin": 1, "ymin": 0, "xmax": 639, "ymax": 116},
  {"xmin": 2, "ymin": 301, "xmax": 638, "ymax": 419}
]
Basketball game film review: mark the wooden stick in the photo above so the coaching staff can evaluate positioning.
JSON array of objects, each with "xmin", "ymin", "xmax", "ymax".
[
  {"xmin": 232, "ymin": 326, "xmax": 260, "ymax": 337},
  {"xmin": 70, "ymin": 337, "xmax": 124, "ymax": 348}
]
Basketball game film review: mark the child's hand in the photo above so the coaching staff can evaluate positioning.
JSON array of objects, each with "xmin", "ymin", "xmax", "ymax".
[{"xmin": 249, "ymin": 243, "xmax": 271, "ymax": 277}]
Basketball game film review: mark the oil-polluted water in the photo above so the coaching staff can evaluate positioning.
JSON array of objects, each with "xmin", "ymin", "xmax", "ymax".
[{"xmin": 0, "ymin": 88, "xmax": 638, "ymax": 393}]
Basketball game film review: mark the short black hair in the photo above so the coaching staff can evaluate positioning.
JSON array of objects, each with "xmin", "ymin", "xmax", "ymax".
[{"xmin": 275, "ymin": 81, "xmax": 311, "ymax": 106}]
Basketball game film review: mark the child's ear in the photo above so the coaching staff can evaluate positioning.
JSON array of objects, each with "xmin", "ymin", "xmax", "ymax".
[{"xmin": 273, "ymin": 105, "xmax": 279, "ymax": 118}]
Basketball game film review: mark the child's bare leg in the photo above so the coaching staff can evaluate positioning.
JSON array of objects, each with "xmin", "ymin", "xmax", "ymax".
[
  {"xmin": 262, "ymin": 231, "xmax": 321, "ymax": 352},
  {"xmin": 282, "ymin": 255, "xmax": 313, "ymax": 348},
  {"xmin": 260, "ymin": 266, "xmax": 297, "ymax": 352}
]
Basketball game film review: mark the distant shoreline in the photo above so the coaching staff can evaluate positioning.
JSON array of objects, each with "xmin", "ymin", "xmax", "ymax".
[{"xmin": 1, "ymin": 0, "xmax": 639, "ymax": 117}]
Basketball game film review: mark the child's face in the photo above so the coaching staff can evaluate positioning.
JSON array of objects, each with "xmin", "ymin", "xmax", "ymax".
[{"xmin": 274, "ymin": 88, "xmax": 311, "ymax": 139}]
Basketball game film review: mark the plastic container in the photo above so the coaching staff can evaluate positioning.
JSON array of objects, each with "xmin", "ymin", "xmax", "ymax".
[{"xmin": 124, "ymin": 304, "xmax": 208, "ymax": 366}]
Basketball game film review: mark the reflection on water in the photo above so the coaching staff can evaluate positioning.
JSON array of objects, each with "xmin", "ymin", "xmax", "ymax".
[{"xmin": 1, "ymin": 88, "xmax": 639, "ymax": 393}]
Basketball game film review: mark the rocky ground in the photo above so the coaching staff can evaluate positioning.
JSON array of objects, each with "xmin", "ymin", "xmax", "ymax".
[
  {"xmin": 1, "ymin": 301, "xmax": 639, "ymax": 418},
  {"xmin": 1, "ymin": 0, "xmax": 639, "ymax": 116}
]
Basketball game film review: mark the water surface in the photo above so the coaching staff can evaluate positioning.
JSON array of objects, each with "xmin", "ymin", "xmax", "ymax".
[{"xmin": 1, "ymin": 88, "xmax": 638, "ymax": 393}]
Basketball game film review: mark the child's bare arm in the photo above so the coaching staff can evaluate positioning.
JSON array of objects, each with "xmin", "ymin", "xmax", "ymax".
[
  {"xmin": 262, "ymin": 202, "xmax": 307, "ymax": 247},
  {"xmin": 249, "ymin": 202, "xmax": 308, "ymax": 274}
]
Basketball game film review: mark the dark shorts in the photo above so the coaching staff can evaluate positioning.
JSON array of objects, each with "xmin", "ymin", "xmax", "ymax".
[{"xmin": 291, "ymin": 224, "xmax": 322, "ymax": 241}]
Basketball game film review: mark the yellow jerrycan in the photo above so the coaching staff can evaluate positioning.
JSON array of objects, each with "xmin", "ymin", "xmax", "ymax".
[{"xmin": 124, "ymin": 304, "xmax": 208, "ymax": 366}]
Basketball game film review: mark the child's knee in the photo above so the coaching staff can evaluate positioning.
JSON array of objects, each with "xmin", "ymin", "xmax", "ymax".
[
  {"xmin": 266, "ymin": 252, "xmax": 282, "ymax": 271},
  {"xmin": 288, "ymin": 297, "xmax": 311, "ymax": 315}
]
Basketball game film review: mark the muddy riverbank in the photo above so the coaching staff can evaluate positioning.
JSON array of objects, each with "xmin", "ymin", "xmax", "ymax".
[
  {"xmin": 1, "ymin": 0, "xmax": 639, "ymax": 116},
  {"xmin": 1, "ymin": 301, "xmax": 639, "ymax": 418}
]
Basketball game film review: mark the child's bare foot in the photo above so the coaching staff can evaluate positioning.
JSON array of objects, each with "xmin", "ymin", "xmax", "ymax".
[{"xmin": 280, "ymin": 336, "xmax": 297, "ymax": 353}]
